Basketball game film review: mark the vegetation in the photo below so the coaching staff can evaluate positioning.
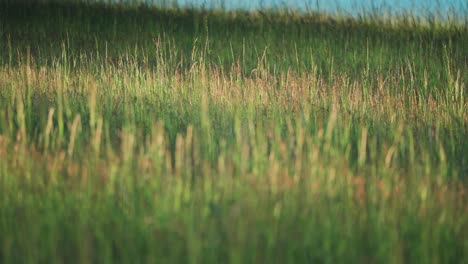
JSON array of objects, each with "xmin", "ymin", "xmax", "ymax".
[{"xmin": 0, "ymin": 1, "xmax": 467, "ymax": 263}]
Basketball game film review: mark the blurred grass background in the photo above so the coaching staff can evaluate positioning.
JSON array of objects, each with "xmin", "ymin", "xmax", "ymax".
[{"xmin": 0, "ymin": 1, "xmax": 467, "ymax": 263}]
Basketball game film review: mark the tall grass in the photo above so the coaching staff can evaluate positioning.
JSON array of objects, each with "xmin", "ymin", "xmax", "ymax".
[{"xmin": 0, "ymin": 1, "xmax": 467, "ymax": 263}]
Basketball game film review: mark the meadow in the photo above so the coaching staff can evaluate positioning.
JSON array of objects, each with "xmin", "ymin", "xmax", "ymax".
[{"xmin": 0, "ymin": 1, "xmax": 467, "ymax": 263}]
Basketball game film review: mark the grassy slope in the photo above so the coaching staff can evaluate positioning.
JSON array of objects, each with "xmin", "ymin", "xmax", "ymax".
[{"xmin": 0, "ymin": 2, "xmax": 467, "ymax": 263}]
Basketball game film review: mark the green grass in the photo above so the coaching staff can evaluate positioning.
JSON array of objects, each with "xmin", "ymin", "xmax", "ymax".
[{"xmin": 0, "ymin": 1, "xmax": 467, "ymax": 263}]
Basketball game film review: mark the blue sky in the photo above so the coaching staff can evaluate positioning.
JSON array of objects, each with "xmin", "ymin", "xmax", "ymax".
[{"xmin": 171, "ymin": 0, "xmax": 467, "ymax": 18}]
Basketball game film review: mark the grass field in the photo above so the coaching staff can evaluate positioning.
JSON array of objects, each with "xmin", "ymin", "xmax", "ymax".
[{"xmin": 0, "ymin": 1, "xmax": 467, "ymax": 263}]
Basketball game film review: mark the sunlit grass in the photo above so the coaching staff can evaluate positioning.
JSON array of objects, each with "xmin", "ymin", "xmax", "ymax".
[{"xmin": 0, "ymin": 1, "xmax": 467, "ymax": 263}]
